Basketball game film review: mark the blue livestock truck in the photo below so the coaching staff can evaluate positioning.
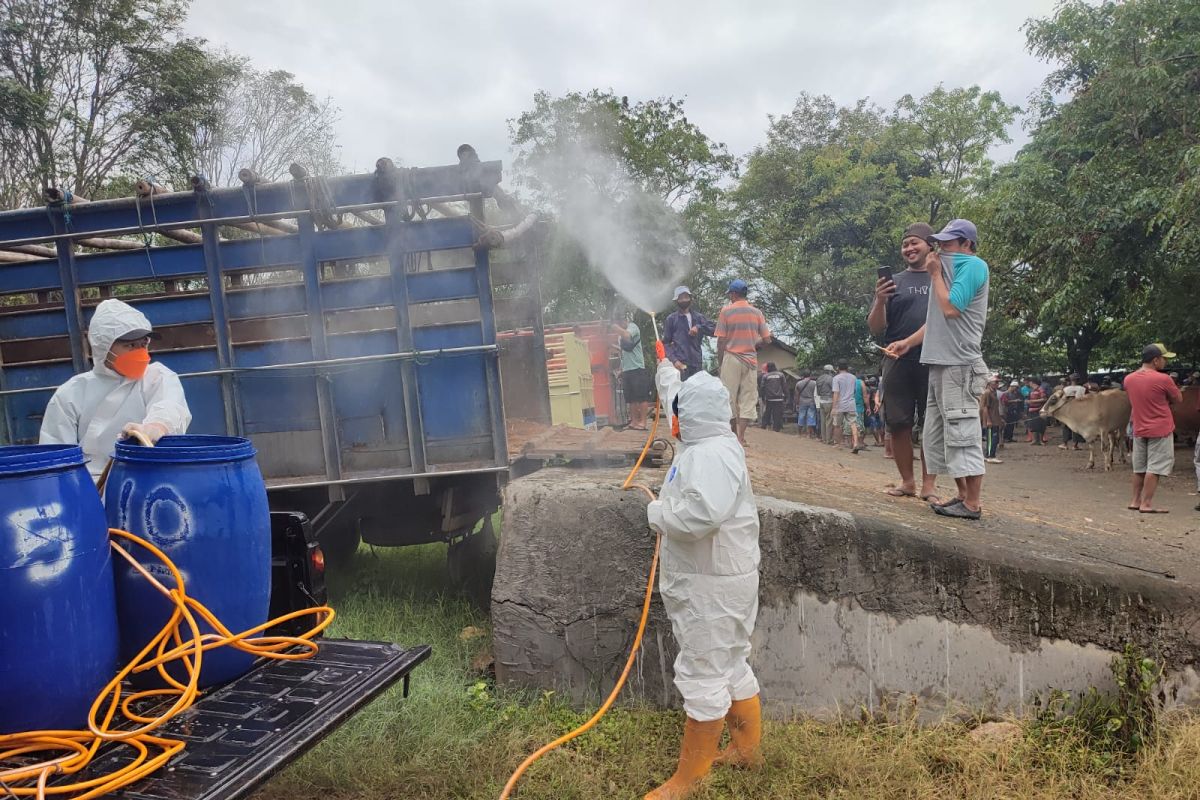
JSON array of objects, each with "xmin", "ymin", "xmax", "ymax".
[{"xmin": 0, "ymin": 147, "xmax": 548, "ymax": 591}]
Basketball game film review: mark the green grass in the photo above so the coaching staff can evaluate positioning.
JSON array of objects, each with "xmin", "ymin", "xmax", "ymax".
[{"xmin": 255, "ymin": 542, "xmax": 1200, "ymax": 800}]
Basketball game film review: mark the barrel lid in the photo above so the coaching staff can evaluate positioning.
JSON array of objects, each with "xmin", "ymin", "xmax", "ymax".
[
  {"xmin": 114, "ymin": 435, "xmax": 257, "ymax": 465},
  {"xmin": 0, "ymin": 444, "xmax": 88, "ymax": 476}
]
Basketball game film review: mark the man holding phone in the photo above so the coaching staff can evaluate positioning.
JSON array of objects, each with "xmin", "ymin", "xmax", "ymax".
[
  {"xmin": 885, "ymin": 219, "xmax": 990, "ymax": 520},
  {"xmin": 868, "ymin": 223, "xmax": 937, "ymax": 501}
]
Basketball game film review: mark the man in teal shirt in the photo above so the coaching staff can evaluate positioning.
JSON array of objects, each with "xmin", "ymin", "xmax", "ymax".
[
  {"xmin": 612, "ymin": 312, "xmax": 651, "ymax": 430},
  {"xmin": 884, "ymin": 219, "xmax": 990, "ymax": 519}
]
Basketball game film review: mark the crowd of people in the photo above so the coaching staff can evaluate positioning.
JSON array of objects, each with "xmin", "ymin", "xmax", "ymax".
[{"xmin": 657, "ymin": 218, "xmax": 1200, "ymax": 521}]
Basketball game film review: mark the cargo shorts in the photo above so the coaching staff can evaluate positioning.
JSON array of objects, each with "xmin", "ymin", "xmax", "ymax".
[{"xmin": 923, "ymin": 361, "xmax": 988, "ymax": 479}]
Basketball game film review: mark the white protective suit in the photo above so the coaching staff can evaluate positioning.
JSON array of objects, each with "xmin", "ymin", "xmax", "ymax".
[
  {"xmin": 646, "ymin": 360, "xmax": 761, "ymax": 723},
  {"xmin": 39, "ymin": 299, "xmax": 192, "ymax": 480}
]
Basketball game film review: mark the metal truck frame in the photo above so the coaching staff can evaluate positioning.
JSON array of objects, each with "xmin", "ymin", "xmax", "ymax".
[{"xmin": 0, "ymin": 149, "xmax": 545, "ymax": 581}]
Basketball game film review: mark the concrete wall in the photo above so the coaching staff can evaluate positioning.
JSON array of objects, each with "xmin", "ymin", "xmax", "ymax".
[{"xmin": 492, "ymin": 468, "xmax": 1200, "ymax": 719}]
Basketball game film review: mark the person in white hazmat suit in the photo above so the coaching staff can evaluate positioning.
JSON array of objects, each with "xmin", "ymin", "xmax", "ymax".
[
  {"xmin": 644, "ymin": 353, "xmax": 762, "ymax": 800},
  {"xmin": 40, "ymin": 298, "xmax": 192, "ymax": 481}
]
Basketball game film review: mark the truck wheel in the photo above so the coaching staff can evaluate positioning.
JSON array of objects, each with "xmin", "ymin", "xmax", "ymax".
[
  {"xmin": 318, "ymin": 519, "xmax": 361, "ymax": 570},
  {"xmin": 447, "ymin": 518, "xmax": 498, "ymax": 609}
]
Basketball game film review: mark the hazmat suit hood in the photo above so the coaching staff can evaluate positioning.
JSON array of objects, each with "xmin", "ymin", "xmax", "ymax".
[
  {"xmin": 89, "ymin": 299, "xmax": 153, "ymax": 377},
  {"xmin": 676, "ymin": 372, "xmax": 736, "ymax": 445},
  {"xmin": 40, "ymin": 298, "xmax": 190, "ymax": 480}
]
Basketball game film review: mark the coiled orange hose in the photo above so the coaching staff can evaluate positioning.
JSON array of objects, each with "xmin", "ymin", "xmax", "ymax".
[
  {"xmin": 0, "ymin": 528, "xmax": 334, "ymax": 799},
  {"xmin": 498, "ymin": 389, "xmax": 664, "ymax": 799}
]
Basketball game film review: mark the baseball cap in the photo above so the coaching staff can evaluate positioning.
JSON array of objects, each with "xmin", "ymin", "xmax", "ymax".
[
  {"xmin": 1142, "ymin": 342, "xmax": 1177, "ymax": 362},
  {"xmin": 1009, "ymin": 380, "xmax": 1018, "ymax": 387},
  {"xmin": 823, "ymin": 364, "xmax": 834, "ymax": 372},
  {"xmin": 673, "ymin": 285, "xmax": 691, "ymax": 300},
  {"xmin": 902, "ymin": 222, "xmax": 934, "ymax": 242},
  {"xmin": 727, "ymin": 278, "xmax": 748, "ymax": 294},
  {"xmin": 931, "ymin": 219, "xmax": 979, "ymax": 246}
]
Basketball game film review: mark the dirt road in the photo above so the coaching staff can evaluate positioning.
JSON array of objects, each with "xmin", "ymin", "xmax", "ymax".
[{"xmin": 740, "ymin": 425, "xmax": 1200, "ymax": 586}]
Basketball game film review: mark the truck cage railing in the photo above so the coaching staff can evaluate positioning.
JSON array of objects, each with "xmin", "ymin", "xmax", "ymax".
[{"xmin": 0, "ymin": 155, "xmax": 528, "ymax": 490}]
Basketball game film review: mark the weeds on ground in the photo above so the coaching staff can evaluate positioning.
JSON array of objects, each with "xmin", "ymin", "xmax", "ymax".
[
  {"xmin": 255, "ymin": 543, "xmax": 1200, "ymax": 800},
  {"xmin": 1021, "ymin": 643, "xmax": 1163, "ymax": 780}
]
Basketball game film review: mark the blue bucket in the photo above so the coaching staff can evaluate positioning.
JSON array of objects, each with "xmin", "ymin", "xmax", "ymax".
[
  {"xmin": 0, "ymin": 445, "xmax": 119, "ymax": 734},
  {"xmin": 106, "ymin": 435, "xmax": 271, "ymax": 688}
]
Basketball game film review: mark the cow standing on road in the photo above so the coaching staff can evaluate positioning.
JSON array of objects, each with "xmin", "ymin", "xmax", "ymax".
[{"xmin": 1040, "ymin": 388, "xmax": 1132, "ymax": 470}]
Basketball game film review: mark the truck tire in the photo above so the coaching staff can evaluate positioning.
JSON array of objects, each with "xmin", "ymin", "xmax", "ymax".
[
  {"xmin": 447, "ymin": 518, "xmax": 498, "ymax": 609},
  {"xmin": 318, "ymin": 518, "xmax": 361, "ymax": 570}
]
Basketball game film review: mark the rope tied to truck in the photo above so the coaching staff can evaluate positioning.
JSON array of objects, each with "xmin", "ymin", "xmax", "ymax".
[{"xmin": 132, "ymin": 179, "xmax": 161, "ymax": 276}]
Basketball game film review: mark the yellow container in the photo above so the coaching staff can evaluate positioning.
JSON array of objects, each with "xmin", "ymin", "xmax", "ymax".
[{"xmin": 547, "ymin": 333, "xmax": 597, "ymax": 428}]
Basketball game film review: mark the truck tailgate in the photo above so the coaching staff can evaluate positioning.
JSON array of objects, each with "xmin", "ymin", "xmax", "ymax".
[{"xmin": 68, "ymin": 640, "xmax": 429, "ymax": 800}]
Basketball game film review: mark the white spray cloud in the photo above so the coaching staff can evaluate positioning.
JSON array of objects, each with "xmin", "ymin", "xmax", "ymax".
[{"xmin": 525, "ymin": 139, "xmax": 693, "ymax": 313}]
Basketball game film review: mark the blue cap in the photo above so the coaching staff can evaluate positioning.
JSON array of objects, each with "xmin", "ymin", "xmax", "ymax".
[
  {"xmin": 673, "ymin": 285, "xmax": 691, "ymax": 300},
  {"xmin": 931, "ymin": 219, "xmax": 978, "ymax": 245},
  {"xmin": 727, "ymin": 279, "xmax": 748, "ymax": 294}
]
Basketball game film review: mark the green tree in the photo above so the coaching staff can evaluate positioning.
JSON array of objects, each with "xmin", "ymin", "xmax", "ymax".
[
  {"xmin": 983, "ymin": 0, "xmax": 1200, "ymax": 373},
  {"xmin": 0, "ymin": 0, "xmax": 235, "ymax": 204},
  {"xmin": 728, "ymin": 89, "xmax": 1014, "ymax": 363},
  {"xmin": 889, "ymin": 85, "xmax": 1019, "ymax": 225}
]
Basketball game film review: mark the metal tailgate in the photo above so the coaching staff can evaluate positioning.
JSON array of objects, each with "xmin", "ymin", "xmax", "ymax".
[{"xmin": 55, "ymin": 639, "xmax": 430, "ymax": 800}]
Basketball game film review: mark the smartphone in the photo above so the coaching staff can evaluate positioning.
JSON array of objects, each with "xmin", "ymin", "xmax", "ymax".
[{"xmin": 877, "ymin": 266, "xmax": 894, "ymax": 283}]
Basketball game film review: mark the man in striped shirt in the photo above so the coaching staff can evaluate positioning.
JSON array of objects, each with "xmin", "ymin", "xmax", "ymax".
[{"xmin": 716, "ymin": 279, "xmax": 772, "ymax": 446}]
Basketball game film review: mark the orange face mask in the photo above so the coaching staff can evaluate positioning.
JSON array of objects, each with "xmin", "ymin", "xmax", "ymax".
[{"xmin": 111, "ymin": 347, "xmax": 151, "ymax": 380}]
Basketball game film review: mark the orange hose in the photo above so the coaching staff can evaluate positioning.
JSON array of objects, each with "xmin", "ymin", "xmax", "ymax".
[
  {"xmin": 499, "ymin": 384, "xmax": 664, "ymax": 799},
  {"xmin": 0, "ymin": 528, "xmax": 334, "ymax": 799}
]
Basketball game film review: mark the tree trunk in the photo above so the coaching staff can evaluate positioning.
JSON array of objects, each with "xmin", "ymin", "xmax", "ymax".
[{"xmin": 1065, "ymin": 323, "xmax": 1102, "ymax": 377}]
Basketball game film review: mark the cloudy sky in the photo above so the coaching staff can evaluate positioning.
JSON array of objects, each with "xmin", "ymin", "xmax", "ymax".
[{"xmin": 187, "ymin": 0, "xmax": 1059, "ymax": 174}]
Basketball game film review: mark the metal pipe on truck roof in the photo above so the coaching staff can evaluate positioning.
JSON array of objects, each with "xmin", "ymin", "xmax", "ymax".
[{"xmin": 0, "ymin": 197, "xmax": 482, "ymax": 248}]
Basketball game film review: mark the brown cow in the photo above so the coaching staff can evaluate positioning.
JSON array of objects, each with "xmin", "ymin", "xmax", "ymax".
[
  {"xmin": 1041, "ymin": 388, "xmax": 1132, "ymax": 470},
  {"xmin": 1174, "ymin": 386, "xmax": 1200, "ymax": 443}
]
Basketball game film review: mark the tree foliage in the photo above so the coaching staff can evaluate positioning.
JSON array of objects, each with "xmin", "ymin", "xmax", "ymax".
[
  {"xmin": 0, "ymin": 0, "xmax": 342, "ymax": 207},
  {"xmin": 984, "ymin": 0, "xmax": 1200, "ymax": 374},
  {"xmin": 0, "ymin": 0, "xmax": 227, "ymax": 203},
  {"xmin": 178, "ymin": 67, "xmax": 342, "ymax": 188},
  {"xmin": 724, "ymin": 89, "xmax": 1016, "ymax": 369}
]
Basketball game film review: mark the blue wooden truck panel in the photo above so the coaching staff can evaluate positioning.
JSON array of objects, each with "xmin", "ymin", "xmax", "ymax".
[{"xmin": 0, "ymin": 164, "xmax": 509, "ymax": 488}]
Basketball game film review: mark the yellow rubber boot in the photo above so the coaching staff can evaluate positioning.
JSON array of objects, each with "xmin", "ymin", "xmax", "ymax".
[
  {"xmin": 713, "ymin": 695, "xmax": 764, "ymax": 769},
  {"xmin": 645, "ymin": 717, "xmax": 725, "ymax": 800}
]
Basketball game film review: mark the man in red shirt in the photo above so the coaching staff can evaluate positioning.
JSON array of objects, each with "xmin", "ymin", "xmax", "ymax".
[{"xmin": 1125, "ymin": 343, "xmax": 1184, "ymax": 514}]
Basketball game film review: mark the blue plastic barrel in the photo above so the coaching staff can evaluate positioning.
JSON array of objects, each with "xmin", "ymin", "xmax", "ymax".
[
  {"xmin": 106, "ymin": 435, "xmax": 271, "ymax": 688},
  {"xmin": 0, "ymin": 445, "xmax": 119, "ymax": 734}
]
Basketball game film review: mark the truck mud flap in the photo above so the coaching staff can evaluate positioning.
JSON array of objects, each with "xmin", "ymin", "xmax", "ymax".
[{"xmin": 48, "ymin": 640, "xmax": 430, "ymax": 800}]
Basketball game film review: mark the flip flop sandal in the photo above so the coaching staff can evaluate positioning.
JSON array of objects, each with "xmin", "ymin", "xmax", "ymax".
[
  {"xmin": 1139, "ymin": 508, "xmax": 1170, "ymax": 514},
  {"xmin": 886, "ymin": 488, "xmax": 917, "ymax": 498}
]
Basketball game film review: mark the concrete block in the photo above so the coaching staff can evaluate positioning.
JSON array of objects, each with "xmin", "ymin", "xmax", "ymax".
[{"xmin": 492, "ymin": 468, "xmax": 1200, "ymax": 718}]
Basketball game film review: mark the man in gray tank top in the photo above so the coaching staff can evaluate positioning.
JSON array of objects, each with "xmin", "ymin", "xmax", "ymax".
[{"xmin": 883, "ymin": 219, "xmax": 989, "ymax": 520}]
